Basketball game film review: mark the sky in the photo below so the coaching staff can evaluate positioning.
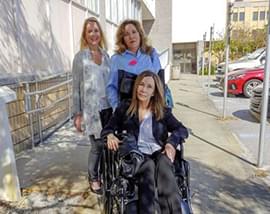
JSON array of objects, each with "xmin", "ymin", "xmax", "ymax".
[{"xmin": 172, "ymin": 0, "xmax": 227, "ymax": 43}]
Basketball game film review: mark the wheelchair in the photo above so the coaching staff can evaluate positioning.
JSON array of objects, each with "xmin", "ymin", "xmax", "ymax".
[
  {"xmin": 101, "ymin": 70, "xmax": 193, "ymax": 214},
  {"xmin": 101, "ymin": 138, "xmax": 192, "ymax": 214}
]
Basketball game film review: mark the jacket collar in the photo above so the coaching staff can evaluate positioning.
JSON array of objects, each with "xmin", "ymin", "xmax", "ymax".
[{"xmin": 122, "ymin": 48, "xmax": 142, "ymax": 58}]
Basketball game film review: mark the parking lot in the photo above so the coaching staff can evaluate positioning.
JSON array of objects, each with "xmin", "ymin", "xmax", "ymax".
[{"xmin": 202, "ymin": 77, "xmax": 270, "ymax": 168}]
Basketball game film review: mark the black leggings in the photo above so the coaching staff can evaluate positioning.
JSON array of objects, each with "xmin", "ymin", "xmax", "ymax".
[{"xmin": 88, "ymin": 107, "xmax": 112, "ymax": 181}]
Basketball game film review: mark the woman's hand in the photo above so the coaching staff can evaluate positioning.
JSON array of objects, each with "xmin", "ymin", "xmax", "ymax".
[
  {"xmin": 164, "ymin": 143, "xmax": 176, "ymax": 162},
  {"xmin": 74, "ymin": 113, "xmax": 83, "ymax": 132},
  {"xmin": 107, "ymin": 134, "xmax": 121, "ymax": 151}
]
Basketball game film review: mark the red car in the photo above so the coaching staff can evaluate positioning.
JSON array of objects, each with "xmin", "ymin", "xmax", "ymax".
[{"xmin": 220, "ymin": 66, "xmax": 264, "ymax": 98}]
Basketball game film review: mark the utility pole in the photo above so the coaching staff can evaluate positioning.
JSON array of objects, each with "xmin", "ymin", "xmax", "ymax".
[
  {"xmin": 201, "ymin": 32, "xmax": 207, "ymax": 76},
  {"xmin": 207, "ymin": 25, "xmax": 213, "ymax": 95},
  {"xmin": 222, "ymin": 1, "xmax": 233, "ymax": 119},
  {"xmin": 257, "ymin": 0, "xmax": 270, "ymax": 167}
]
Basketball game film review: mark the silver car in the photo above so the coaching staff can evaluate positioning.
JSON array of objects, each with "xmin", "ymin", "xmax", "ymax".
[{"xmin": 216, "ymin": 47, "xmax": 266, "ymax": 82}]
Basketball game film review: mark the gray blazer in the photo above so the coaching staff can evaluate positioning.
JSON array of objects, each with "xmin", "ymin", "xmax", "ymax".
[{"xmin": 72, "ymin": 48, "xmax": 111, "ymax": 137}]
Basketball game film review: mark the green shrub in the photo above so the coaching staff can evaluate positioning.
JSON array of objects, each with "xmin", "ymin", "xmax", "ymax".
[{"xmin": 199, "ymin": 65, "xmax": 215, "ymax": 75}]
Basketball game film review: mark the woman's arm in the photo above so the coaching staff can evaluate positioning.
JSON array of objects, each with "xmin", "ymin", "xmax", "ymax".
[
  {"xmin": 106, "ymin": 55, "xmax": 120, "ymax": 110},
  {"xmin": 72, "ymin": 52, "xmax": 83, "ymax": 116},
  {"xmin": 150, "ymin": 48, "xmax": 162, "ymax": 72},
  {"xmin": 164, "ymin": 109, "xmax": 189, "ymax": 148},
  {"xmin": 101, "ymin": 102, "xmax": 128, "ymax": 150},
  {"xmin": 72, "ymin": 52, "xmax": 83, "ymax": 132}
]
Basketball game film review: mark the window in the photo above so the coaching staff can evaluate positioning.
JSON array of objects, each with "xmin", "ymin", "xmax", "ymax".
[
  {"xmin": 85, "ymin": 0, "xmax": 99, "ymax": 13},
  {"xmin": 134, "ymin": 1, "xmax": 140, "ymax": 20},
  {"xmin": 106, "ymin": 0, "xmax": 111, "ymax": 20},
  {"xmin": 233, "ymin": 12, "xmax": 238, "ymax": 22},
  {"xmin": 260, "ymin": 11, "xmax": 265, "ymax": 20},
  {"xmin": 239, "ymin": 12, "xmax": 245, "ymax": 21},
  {"xmin": 253, "ymin": 11, "xmax": 258, "ymax": 21},
  {"xmin": 131, "ymin": 0, "xmax": 135, "ymax": 19},
  {"xmin": 111, "ymin": 0, "xmax": 118, "ymax": 23},
  {"xmin": 118, "ymin": 0, "xmax": 124, "ymax": 23},
  {"xmin": 128, "ymin": 0, "xmax": 132, "ymax": 18}
]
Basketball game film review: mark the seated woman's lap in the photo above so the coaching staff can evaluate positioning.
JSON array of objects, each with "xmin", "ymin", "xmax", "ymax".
[
  {"xmin": 132, "ymin": 153, "xmax": 182, "ymax": 213},
  {"xmin": 135, "ymin": 157, "xmax": 156, "ymax": 213},
  {"xmin": 155, "ymin": 153, "xmax": 182, "ymax": 214}
]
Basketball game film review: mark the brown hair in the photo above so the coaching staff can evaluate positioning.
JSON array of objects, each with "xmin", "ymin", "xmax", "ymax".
[
  {"xmin": 127, "ymin": 71, "xmax": 165, "ymax": 120},
  {"xmin": 115, "ymin": 19, "xmax": 152, "ymax": 54},
  {"xmin": 80, "ymin": 17, "xmax": 107, "ymax": 50}
]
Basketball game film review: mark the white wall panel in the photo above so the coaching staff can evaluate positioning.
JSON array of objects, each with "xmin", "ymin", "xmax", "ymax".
[
  {"xmin": 50, "ymin": 0, "xmax": 71, "ymax": 71},
  {"xmin": 71, "ymin": 4, "xmax": 86, "ymax": 54},
  {"xmin": 0, "ymin": 1, "xmax": 18, "ymax": 74},
  {"xmin": 105, "ymin": 22, "xmax": 117, "ymax": 56},
  {"xmin": 18, "ymin": 0, "xmax": 53, "ymax": 72}
]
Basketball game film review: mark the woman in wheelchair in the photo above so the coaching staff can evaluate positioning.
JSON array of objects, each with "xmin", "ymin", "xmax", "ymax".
[{"xmin": 101, "ymin": 71, "xmax": 188, "ymax": 214}]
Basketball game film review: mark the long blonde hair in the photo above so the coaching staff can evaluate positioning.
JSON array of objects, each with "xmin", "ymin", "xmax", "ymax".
[
  {"xmin": 115, "ymin": 19, "xmax": 152, "ymax": 55},
  {"xmin": 80, "ymin": 17, "xmax": 107, "ymax": 50},
  {"xmin": 127, "ymin": 71, "xmax": 165, "ymax": 120}
]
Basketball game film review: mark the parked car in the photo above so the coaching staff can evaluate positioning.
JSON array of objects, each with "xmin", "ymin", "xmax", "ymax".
[
  {"xmin": 219, "ymin": 66, "xmax": 264, "ymax": 98},
  {"xmin": 216, "ymin": 47, "xmax": 266, "ymax": 81},
  {"xmin": 249, "ymin": 84, "xmax": 270, "ymax": 121}
]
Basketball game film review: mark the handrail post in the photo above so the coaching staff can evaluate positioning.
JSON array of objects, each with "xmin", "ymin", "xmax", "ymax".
[{"xmin": 25, "ymin": 83, "xmax": 35, "ymax": 148}]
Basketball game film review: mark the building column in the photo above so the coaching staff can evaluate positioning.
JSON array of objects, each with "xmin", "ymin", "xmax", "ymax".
[{"xmin": 0, "ymin": 87, "xmax": 21, "ymax": 201}]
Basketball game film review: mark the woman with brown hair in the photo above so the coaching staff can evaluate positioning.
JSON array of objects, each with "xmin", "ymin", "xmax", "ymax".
[
  {"xmin": 102, "ymin": 71, "xmax": 188, "ymax": 213},
  {"xmin": 106, "ymin": 19, "xmax": 161, "ymax": 110},
  {"xmin": 72, "ymin": 17, "xmax": 112, "ymax": 195}
]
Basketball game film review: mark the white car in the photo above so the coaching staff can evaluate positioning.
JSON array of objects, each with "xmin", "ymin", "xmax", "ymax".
[{"xmin": 216, "ymin": 47, "xmax": 266, "ymax": 82}]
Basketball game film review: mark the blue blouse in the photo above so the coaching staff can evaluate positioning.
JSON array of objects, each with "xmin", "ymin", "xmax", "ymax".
[
  {"xmin": 138, "ymin": 112, "xmax": 162, "ymax": 155},
  {"xmin": 106, "ymin": 48, "xmax": 161, "ymax": 109}
]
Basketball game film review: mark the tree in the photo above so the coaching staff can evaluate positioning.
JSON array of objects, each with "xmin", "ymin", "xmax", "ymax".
[{"xmin": 209, "ymin": 26, "xmax": 266, "ymax": 64}]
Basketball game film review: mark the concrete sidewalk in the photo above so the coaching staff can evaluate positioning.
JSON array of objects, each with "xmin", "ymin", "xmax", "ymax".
[
  {"xmin": 170, "ymin": 74, "xmax": 269, "ymax": 213},
  {"xmin": 1, "ymin": 74, "xmax": 270, "ymax": 213}
]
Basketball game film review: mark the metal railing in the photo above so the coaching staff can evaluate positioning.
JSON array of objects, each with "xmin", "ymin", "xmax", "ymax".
[{"xmin": 23, "ymin": 72, "xmax": 72, "ymax": 148}]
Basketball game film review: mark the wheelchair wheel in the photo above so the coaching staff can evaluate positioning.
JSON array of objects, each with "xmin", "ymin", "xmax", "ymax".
[
  {"xmin": 102, "ymin": 148, "xmax": 125, "ymax": 214},
  {"xmin": 180, "ymin": 160, "xmax": 193, "ymax": 214},
  {"xmin": 103, "ymin": 193, "xmax": 124, "ymax": 214}
]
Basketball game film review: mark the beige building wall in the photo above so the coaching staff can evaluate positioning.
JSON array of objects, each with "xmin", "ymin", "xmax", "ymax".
[
  {"xmin": 231, "ymin": 0, "xmax": 268, "ymax": 33},
  {"xmin": 0, "ymin": 0, "xmax": 171, "ymax": 79},
  {"xmin": 0, "ymin": 0, "xmax": 142, "ymax": 79},
  {"xmin": 143, "ymin": 0, "xmax": 172, "ymax": 81}
]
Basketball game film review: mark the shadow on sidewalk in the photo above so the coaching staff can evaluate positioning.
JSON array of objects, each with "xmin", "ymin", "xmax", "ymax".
[
  {"xmin": 190, "ymin": 131, "xmax": 256, "ymax": 167},
  {"xmin": 232, "ymin": 110, "xmax": 259, "ymax": 123},
  {"xmin": 190, "ymin": 159, "xmax": 270, "ymax": 213},
  {"xmin": 176, "ymin": 102, "xmax": 219, "ymax": 119}
]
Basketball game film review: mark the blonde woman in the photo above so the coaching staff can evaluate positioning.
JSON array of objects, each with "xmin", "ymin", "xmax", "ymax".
[{"xmin": 72, "ymin": 17, "xmax": 112, "ymax": 195}]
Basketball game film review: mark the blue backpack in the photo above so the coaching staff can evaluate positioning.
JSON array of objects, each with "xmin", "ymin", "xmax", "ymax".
[{"xmin": 165, "ymin": 84, "xmax": 174, "ymax": 108}]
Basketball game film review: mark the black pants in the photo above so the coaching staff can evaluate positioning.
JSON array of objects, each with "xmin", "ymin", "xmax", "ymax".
[
  {"xmin": 155, "ymin": 154, "xmax": 182, "ymax": 214},
  {"xmin": 129, "ymin": 153, "xmax": 182, "ymax": 214},
  {"xmin": 88, "ymin": 107, "xmax": 112, "ymax": 181}
]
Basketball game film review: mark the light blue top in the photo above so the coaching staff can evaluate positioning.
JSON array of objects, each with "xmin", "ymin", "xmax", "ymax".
[
  {"xmin": 106, "ymin": 48, "xmax": 161, "ymax": 109},
  {"xmin": 137, "ymin": 112, "xmax": 161, "ymax": 155}
]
